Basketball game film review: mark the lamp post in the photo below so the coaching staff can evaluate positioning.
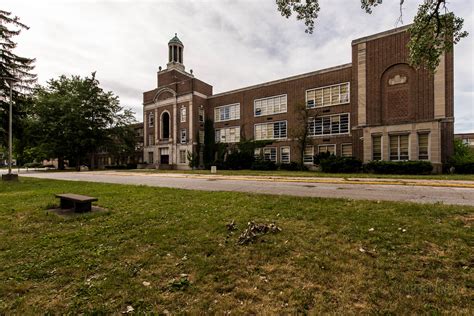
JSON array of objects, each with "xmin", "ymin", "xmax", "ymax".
[{"xmin": 2, "ymin": 77, "xmax": 19, "ymax": 181}]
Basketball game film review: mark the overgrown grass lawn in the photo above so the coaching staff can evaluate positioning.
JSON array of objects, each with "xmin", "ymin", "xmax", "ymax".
[{"xmin": 0, "ymin": 178, "xmax": 473, "ymax": 314}]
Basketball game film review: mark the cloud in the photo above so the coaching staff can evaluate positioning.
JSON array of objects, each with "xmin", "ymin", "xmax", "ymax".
[{"xmin": 4, "ymin": 0, "xmax": 474, "ymax": 132}]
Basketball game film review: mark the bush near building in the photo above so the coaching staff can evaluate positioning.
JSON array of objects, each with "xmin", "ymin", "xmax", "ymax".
[
  {"xmin": 365, "ymin": 161, "xmax": 433, "ymax": 175},
  {"xmin": 320, "ymin": 156, "xmax": 363, "ymax": 173}
]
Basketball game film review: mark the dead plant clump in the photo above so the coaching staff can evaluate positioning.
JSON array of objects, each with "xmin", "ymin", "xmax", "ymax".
[{"xmin": 228, "ymin": 220, "xmax": 282, "ymax": 245}]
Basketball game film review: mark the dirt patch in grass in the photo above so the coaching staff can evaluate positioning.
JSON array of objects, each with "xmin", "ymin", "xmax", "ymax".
[
  {"xmin": 46, "ymin": 206, "xmax": 108, "ymax": 217},
  {"xmin": 455, "ymin": 213, "xmax": 474, "ymax": 227}
]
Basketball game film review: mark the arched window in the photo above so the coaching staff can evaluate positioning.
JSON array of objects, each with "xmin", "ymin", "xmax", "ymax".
[{"xmin": 162, "ymin": 112, "xmax": 170, "ymax": 139}]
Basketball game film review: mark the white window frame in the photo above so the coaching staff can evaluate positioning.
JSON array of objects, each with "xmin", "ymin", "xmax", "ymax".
[
  {"xmin": 389, "ymin": 134, "xmax": 410, "ymax": 161},
  {"xmin": 180, "ymin": 129, "xmax": 187, "ymax": 144},
  {"xmin": 372, "ymin": 135, "xmax": 383, "ymax": 161},
  {"xmin": 308, "ymin": 113, "xmax": 350, "ymax": 137},
  {"xmin": 418, "ymin": 132, "xmax": 430, "ymax": 161},
  {"xmin": 199, "ymin": 108, "xmax": 205, "ymax": 122},
  {"xmin": 318, "ymin": 144, "xmax": 336, "ymax": 155},
  {"xmin": 341, "ymin": 143, "xmax": 353, "ymax": 157},
  {"xmin": 280, "ymin": 146, "xmax": 291, "ymax": 164},
  {"xmin": 263, "ymin": 147, "xmax": 277, "ymax": 163},
  {"xmin": 254, "ymin": 94, "xmax": 287, "ymax": 117},
  {"xmin": 305, "ymin": 82, "xmax": 350, "ymax": 108},
  {"xmin": 148, "ymin": 112, "xmax": 154, "ymax": 127},
  {"xmin": 303, "ymin": 146, "xmax": 314, "ymax": 164},
  {"xmin": 180, "ymin": 106, "xmax": 187, "ymax": 123},
  {"xmin": 179, "ymin": 150, "xmax": 187, "ymax": 164},
  {"xmin": 215, "ymin": 126, "xmax": 241, "ymax": 143},
  {"xmin": 254, "ymin": 120, "xmax": 287, "ymax": 141},
  {"xmin": 214, "ymin": 103, "xmax": 240, "ymax": 122}
]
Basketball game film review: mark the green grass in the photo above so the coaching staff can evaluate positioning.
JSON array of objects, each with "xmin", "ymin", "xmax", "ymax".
[
  {"xmin": 118, "ymin": 168, "xmax": 474, "ymax": 181},
  {"xmin": 0, "ymin": 178, "xmax": 473, "ymax": 314}
]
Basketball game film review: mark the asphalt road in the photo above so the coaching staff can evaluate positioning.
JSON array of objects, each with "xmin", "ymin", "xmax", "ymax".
[{"xmin": 7, "ymin": 170, "xmax": 474, "ymax": 206}]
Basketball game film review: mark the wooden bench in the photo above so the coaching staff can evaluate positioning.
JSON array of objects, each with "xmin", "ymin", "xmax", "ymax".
[{"xmin": 55, "ymin": 194, "xmax": 98, "ymax": 212}]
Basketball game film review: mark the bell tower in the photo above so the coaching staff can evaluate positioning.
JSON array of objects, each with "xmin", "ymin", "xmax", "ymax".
[{"xmin": 167, "ymin": 33, "xmax": 185, "ymax": 72}]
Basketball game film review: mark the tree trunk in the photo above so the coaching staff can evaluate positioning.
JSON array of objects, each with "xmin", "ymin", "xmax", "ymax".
[{"xmin": 58, "ymin": 156, "xmax": 65, "ymax": 170}]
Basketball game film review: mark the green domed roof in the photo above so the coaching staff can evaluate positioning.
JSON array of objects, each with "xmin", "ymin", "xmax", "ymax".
[{"xmin": 168, "ymin": 33, "xmax": 183, "ymax": 46}]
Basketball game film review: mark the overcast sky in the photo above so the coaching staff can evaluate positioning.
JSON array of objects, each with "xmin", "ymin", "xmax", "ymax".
[{"xmin": 4, "ymin": 0, "xmax": 474, "ymax": 132}]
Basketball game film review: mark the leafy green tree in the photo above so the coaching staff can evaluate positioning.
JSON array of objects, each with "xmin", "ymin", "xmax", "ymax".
[
  {"xmin": 29, "ymin": 72, "xmax": 135, "ymax": 170},
  {"xmin": 291, "ymin": 102, "xmax": 318, "ymax": 168},
  {"xmin": 276, "ymin": 0, "xmax": 468, "ymax": 71},
  {"xmin": 203, "ymin": 118, "xmax": 215, "ymax": 168},
  {"xmin": 450, "ymin": 138, "xmax": 474, "ymax": 164},
  {"xmin": 0, "ymin": 10, "xmax": 36, "ymax": 160}
]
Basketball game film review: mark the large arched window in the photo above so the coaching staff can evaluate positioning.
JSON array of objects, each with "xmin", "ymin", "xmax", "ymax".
[{"xmin": 162, "ymin": 112, "xmax": 170, "ymax": 139}]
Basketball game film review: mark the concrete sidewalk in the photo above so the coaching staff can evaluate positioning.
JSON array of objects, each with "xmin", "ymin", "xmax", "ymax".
[
  {"xmin": 92, "ymin": 170, "xmax": 474, "ymax": 189},
  {"xmin": 10, "ymin": 170, "xmax": 474, "ymax": 206}
]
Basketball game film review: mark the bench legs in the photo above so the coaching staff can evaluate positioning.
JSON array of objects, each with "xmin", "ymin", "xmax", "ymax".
[
  {"xmin": 74, "ymin": 202, "xmax": 92, "ymax": 213},
  {"xmin": 60, "ymin": 199, "xmax": 74, "ymax": 209},
  {"xmin": 59, "ymin": 198, "xmax": 92, "ymax": 212}
]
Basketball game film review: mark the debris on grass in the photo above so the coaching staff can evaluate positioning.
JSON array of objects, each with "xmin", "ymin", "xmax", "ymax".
[
  {"xmin": 142, "ymin": 281, "xmax": 151, "ymax": 287},
  {"xmin": 237, "ymin": 221, "xmax": 282, "ymax": 245},
  {"xmin": 368, "ymin": 227, "xmax": 375, "ymax": 232},
  {"xmin": 168, "ymin": 275, "xmax": 191, "ymax": 291},
  {"xmin": 359, "ymin": 246, "xmax": 377, "ymax": 258},
  {"xmin": 122, "ymin": 305, "xmax": 134, "ymax": 314},
  {"xmin": 226, "ymin": 219, "xmax": 237, "ymax": 231}
]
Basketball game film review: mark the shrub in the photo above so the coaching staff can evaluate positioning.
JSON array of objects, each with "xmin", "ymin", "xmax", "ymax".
[
  {"xmin": 24, "ymin": 162, "xmax": 43, "ymax": 168},
  {"xmin": 278, "ymin": 162, "xmax": 308, "ymax": 171},
  {"xmin": 319, "ymin": 156, "xmax": 362, "ymax": 173},
  {"xmin": 452, "ymin": 162, "xmax": 474, "ymax": 174},
  {"xmin": 313, "ymin": 152, "xmax": 333, "ymax": 165},
  {"xmin": 364, "ymin": 160, "xmax": 433, "ymax": 175},
  {"xmin": 251, "ymin": 160, "xmax": 278, "ymax": 171},
  {"xmin": 224, "ymin": 151, "xmax": 254, "ymax": 170}
]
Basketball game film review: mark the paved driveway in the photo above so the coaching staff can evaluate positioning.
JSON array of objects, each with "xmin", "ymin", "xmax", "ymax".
[{"xmin": 7, "ymin": 170, "xmax": 474, "ymax": 206}]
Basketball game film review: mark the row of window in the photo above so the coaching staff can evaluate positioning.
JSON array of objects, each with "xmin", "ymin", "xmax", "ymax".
[
  {"xmin": 214, "ymin": 82, "xmax": 351, "ymax": 122},
  {"xmin": 303, "ymin": 144, "xmax": 353, "ymax": 164},
  {"xmin": 215, "ymin": 113, "xmax": 350, "ymax": 144},
  {"xmin": 215, "ymin": 127, "xmax": 241, "ymax": 143},
  {"xmin": 148, "ymin": 107, "xmax": 205, "ymax": 128},
  {"xmin": 254, "ymin": 147, "xmax": 291, "ymax": 164},
  {"xmin": 216, "ymin": 122, "xmax": 288, "ymax": 143},
  {"xmin": 308, "ymin": 113, "xmax": 350, "ymax": 136},
  {"xmin": 306, "ymin": 82, "xmax": 350, "ymax": 108},
  {"xmin": 372, "ymin": 133, "xmax": 429, "ymax": 161}
]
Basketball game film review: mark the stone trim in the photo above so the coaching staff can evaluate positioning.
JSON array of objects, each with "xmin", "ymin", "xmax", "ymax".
[
  {"xmin": 434, "ymin": 53, "xmax": 446, "ymax": 119},
  {"xmin": 357, "ymin": 43, "xmax": 367, "ymax": 126},
  {"xmin": 362, "ymin": 121, "xmax": 441, "ymax": 164}
]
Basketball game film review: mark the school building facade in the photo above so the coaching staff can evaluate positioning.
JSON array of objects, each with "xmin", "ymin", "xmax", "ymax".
[{"xmin": 143, "ymin": 27, "xmax": 454, "ymax": 172}]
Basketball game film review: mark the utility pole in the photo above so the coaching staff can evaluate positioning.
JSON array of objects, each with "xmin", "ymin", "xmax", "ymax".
[{"xmin": 2, "ymin": 78, "xmax": 19, "ymax": 181}]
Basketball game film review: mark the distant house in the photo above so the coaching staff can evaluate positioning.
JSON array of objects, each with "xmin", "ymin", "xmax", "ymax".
[
  {"xmin": 455, "ymin": 133, "xmax": 474, "ymax": 149},
  {"xmin": 143, "ymin": 27, "xmax": 454, "ymax": 172},
  {"xmin": 95, "ymin": 122, "xmax": 144, "ymax": 168}
]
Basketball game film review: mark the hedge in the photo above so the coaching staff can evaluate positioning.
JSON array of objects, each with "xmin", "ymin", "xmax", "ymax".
[
  {"xmin": 319, "ymin": 156, "xmax": 362, "ymax": 173},
  {"xmin": 364, "ymin": 160, "xmax": 433, "ymax": 175},
  {"xmin": 251, "ymin": 160, "xmax": 278, "ymax": 171},
  {"xmin": 452, "ymin": 162, "xmax": 474, "ymax": 174}
]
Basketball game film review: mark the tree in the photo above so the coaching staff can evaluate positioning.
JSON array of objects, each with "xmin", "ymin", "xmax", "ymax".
[
  {"xmin": 276, "ymin": 0, "xmax": 468, "ymax": 71},
  {"xmin": 291, "ymin": 102, "xmax": 318, "ymax": 168},
  {"xmin": 203, "ymin": 118, "xmax": 216, "ymax": 168},
  {"xmin": 29, "ymin": 72, "xmax": 136, "ymax": 170},
  {"xmin": 0, "ymin": 10, "xmax": 36, "ymax": 157}
]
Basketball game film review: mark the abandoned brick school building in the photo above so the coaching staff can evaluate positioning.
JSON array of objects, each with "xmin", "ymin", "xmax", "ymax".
[{"xmin": 143, "ymin": 26, "xmax": 454, "ymax": 172}]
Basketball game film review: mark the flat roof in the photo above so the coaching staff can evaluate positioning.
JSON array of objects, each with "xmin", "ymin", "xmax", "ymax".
[
  {"xmin": 209, "ymin": 63, "xmax": 352, "ymax": 99},
  {"xmin": 352, "ymin": 24, "xmax": 411, "ymax": 45}
]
